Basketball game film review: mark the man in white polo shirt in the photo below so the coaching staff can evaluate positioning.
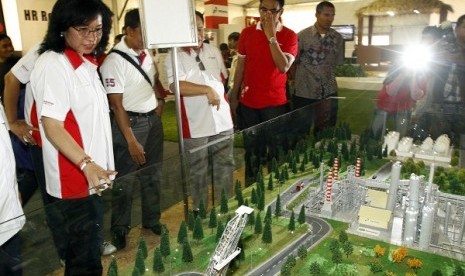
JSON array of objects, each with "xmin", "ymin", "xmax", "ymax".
[
  {"xmin": 0, "ymin": 104, "xmax": 25, "ymax": 275},
  {"xmin": 165, "ymin": 11, "xmax": 234, "ymax": 215},
  {"xmin": 100, "ymin": 9, "xmax": 165, "ymax": 249}
]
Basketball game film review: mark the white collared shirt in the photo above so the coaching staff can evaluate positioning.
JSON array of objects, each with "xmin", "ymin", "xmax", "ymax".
[
  {"xmin": 0, "ymin": 108, "xmax": 25, "ymax": 245},
  {"xmin": 100, "ymin": 37, "xmax": 157, "ymax": 113}
]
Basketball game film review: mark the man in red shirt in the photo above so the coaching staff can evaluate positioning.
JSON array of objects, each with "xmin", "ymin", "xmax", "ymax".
[{"xmin": 230, "ymin": 0, "xmax": 297, "ymax": 185}]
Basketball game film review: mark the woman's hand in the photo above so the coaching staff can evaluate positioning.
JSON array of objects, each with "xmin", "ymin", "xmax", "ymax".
[{"xmin": 82, "ymin": 162, "xmax": 117, "ymax": 195}]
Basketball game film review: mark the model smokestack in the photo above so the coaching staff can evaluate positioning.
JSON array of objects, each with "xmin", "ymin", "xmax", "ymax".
[
  {"xmin": 426, "ymin": 163, "xmax": 435, "ymax": 203},
  {"xmin": 319, "ymin": 162, "xmax": 325, "ymax": 192},
  {"xmin": 387, "ymin": 161, "xmax": 402, "ymax": 211}
]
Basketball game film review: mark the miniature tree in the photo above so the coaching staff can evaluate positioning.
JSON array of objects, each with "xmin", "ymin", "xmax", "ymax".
[
  {"xmin": 267, "ymin": 174, "xmax": 274, "ymax": 191},
  {"xmin": 369, "ymin": 260, "xmax": 383, "ymax": 273},
  {"xmin": 292, "ymin": 159, "xmax": 298, "ymax": 174},
  {"xmin": 309, "ymin": 261, "xmax": 321, "ymax": 275},
  {"xmin": 251, "ymin": 188, "xmax": 257, "ymax": 205},
  {"xmin": 132, "ymin": 267, "xmax": 141, "ymax": 276},
  {"xmin": 331, "ymin": 247, "xmax": 342, "ymax": 264},
  {"xmin": 160, "ymin": 227, "xmax": 170, "ymax": 257},
  {"xmin": 236, "ymin": 238, "xmax": 246, "ymax": 263},
  {"xmin": 328, "ymin": 239, "xmax": 340, "ymax": 255},
  {"xmin": 255, "ymin": 182, "xmax": 262, "ymax": 200},
  {"xmin": 192, "ymin": 216, "xmax": 204, "ymax": 242},
  {"xmin": 342, "ymin": 241, "xmax": 353, "ymax": 258},
  {"xmin": 134, "ymin": 249, "xmax": 145, "ymax": 274},
  {"xmin": 138, "ymin": 237, "xmax": 148, "ymax": 259},
  {"xmin": 220, "ymin": 188, "xmax": 228, "ymax": 214},
  {"xmin": 256, "ymin": 171, "xmax": 263, "ymax": 188},
  {"xmin": 271, "ymin": 157, "xmax": 278, "ymax": 174},
  {"xmin": 297, "ymin": 245, "xmax": 307, "ymax": 259},
  {"xmin": 432, "ymin": 269, "xmax": 443, "ymax": 276},
  {"xmin": 182, "ymin": 239, "xmax": 193, "ymax": 263},
  {"xmin": 264, "ymin": 206, "xmax": 272, "ymax": 223},
  {"xmin": 262, "ymin": 219, "xmax": 272, "ymax": 244},
  {"xmin": 284, "ymin": 166, "xmax": 289, "ymax": 180},
  {"xmin": 236, "ymin": 188, "xmax": 244, "ymax": 206},
  {"xmin": 198, "ymin": 199, "xmax": 207, "ymax": 219},
  {"xmin": 235, "ymin": 179, "xmax": 241, "ymax": 199},
  {"xmin": 391, "ymin": 246, "xmax": 408, "ymax": 264},
  {"xmin": 152, "ymin": 247, "xmax": 164, "ymax": 274},
  {"xmin": 286, "ymin": 253, "xmax": 296, "ymax": 267},
  {"xmin": 257, "ymin": 193, "xmax": 265, "ymax": 211},
  {"xmin": 247, "ymin": 210, "xmax": 255, "ymax": 228},
  {"xmin": 339, "ymin": 231, "xmax": 348, "ymax": 243},
  {"xmin": 299, "ymin": 160, "xmax": 305, "ymax": 172},
  {"xmin": 303, "ymin": 153, "xmax": 308, "ymax": 165},
  {"xmin": 288, "ymin": 210, "xmax": 295, "ymax": 231},
  {"xmin": 298, "ymin": 205, "xmax": 306, "ymax": 225},
  {"xmin": 208, "ymin": 207, "xmax": 218, "ymax": 233},
  {"xmin": 254, "ymin": 212, "xmax": 263, "ymax": 234},
  {"xmin": 187, "ymin": 210, "xmax": 195, "ymax": 231},
  {"xmin": 244, "ymin": 198, "xmax": 249, "ymax": 207},
  {"xmin": 216, "ymin": 220, "xmax": 224, "ymax": 242},
  {"xmin": 275, "ymin": 167, "xmax": 280, "ymax": 180},
  {"xmin": 407, "ymin": 257, "xmax": 422, "ymax": 273},
  {"xmin": 177, "ymin": 221, "xmax": 188, "ymax": 244},
  {"xmin": 453, "ymin": 265, "xmax": 465, "ymax": 276},
  {"xmin": 374, "ymin": 244, "xmax": 386, "ymax": 257},
  {"xmin": 107, "ymin": 257, "xmax": 118, "ymax": 276},
  {"xmin": 258, "ymin": 172, "xmax": 265, "ymax": 192},
  {"xmin": 275, "ymin": 194, "xmax": 282, "ymax": 217},
  {"xmin": 281, "ymin": 263, "xmax": 291, "ymax": 276}
]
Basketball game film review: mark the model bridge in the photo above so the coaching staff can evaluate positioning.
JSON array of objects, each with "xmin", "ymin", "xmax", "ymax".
[{"xmin": 205, "ymin": 205, "xmax": 254, "ymax": 276}]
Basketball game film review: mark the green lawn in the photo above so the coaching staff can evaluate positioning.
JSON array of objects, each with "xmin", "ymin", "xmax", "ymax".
[{"xmin": 161, "ymin": 88, "xmax": 378, "ymax": 142}]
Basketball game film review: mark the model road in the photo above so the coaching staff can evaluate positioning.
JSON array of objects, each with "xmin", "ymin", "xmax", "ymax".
[{"xmin": 247, "ymin": 180, "xmax": 332, "ymax": 276}]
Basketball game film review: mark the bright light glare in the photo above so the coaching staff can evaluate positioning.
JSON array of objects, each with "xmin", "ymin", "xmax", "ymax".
[{"xmin": 402, "ymin": 45, "xmax": 432, "ymax": 71}]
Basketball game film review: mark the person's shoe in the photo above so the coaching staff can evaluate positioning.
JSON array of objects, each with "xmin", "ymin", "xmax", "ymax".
[
  {"xmin": 111, "ymin": 231, "xmax": 126, "ymax": 250},
  {"xmin": 100, "ymin": 241, "xmax": 117, "ymax": 255}
]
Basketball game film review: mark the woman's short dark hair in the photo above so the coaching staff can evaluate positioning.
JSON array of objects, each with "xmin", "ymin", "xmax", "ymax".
[{"xmin": 39, "ymin": 0, "xmax": 113, "ymax": 56}]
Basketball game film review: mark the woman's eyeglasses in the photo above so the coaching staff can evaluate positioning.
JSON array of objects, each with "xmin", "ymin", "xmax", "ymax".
[
  {"xmin": 195, "ymin": 55, "xmax": 205, "ymax": 71},
  {"xmin": 72, "ymin": 26, "xmax": 103, "ymax": 37}
]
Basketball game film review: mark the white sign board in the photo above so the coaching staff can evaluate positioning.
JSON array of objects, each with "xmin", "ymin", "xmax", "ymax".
[{"xmin": 139, "ymin": 0, "xmax": 198, "ymax": 49}]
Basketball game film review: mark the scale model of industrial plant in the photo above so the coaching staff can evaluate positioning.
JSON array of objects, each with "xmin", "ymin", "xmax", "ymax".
[
  {"xmin": 314, "ymin": 130, "xmax": 464, "ymax": 250},
  {"xmin": 112, "ymin": 127, "xmax": 465, "ymax": 275}
]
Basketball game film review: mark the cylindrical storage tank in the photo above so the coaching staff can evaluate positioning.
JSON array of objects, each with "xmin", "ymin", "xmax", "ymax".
[
  {"xmin": 387, "ymin": 161, "xmax": 402, "ymax": 211},
  {"xmin": 404, "ymin": 208, "xmax": 418, "ymax": 246},
  {"xmin": 409, "ymin": 174, "xmax": 420, "ymax": 210},
  {"xmin": 459, "ymin": 209, "xmax": 465, "ymax": 244},
  {"xmin": 419, "ymin": 203, "xmax": 435, "ymax": 249}
]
